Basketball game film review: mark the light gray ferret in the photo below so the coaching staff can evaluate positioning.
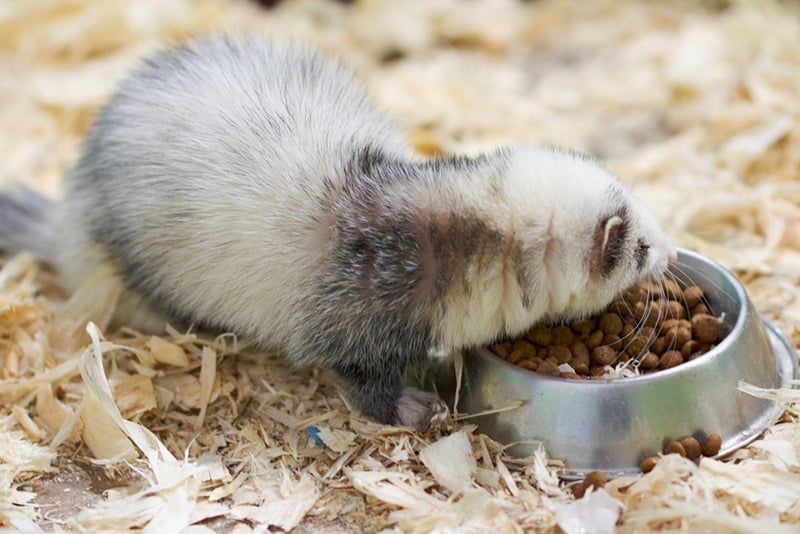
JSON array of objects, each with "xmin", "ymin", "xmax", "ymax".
[{"xmin": 0, "ymin": 36, "xmax": 676, "ymax": 425}]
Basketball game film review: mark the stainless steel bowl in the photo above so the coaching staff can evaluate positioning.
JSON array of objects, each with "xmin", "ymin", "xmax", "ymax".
[{"xmin": 434, "ymin": 248, "xmax": 798, "ymax": 478}]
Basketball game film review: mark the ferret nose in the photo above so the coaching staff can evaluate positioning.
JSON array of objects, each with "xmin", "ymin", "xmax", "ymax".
[{"xmin": 667, "ymin": 247, "xmax": 678, "ymax": 265}]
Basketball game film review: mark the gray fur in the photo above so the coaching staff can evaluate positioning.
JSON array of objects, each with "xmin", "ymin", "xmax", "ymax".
[
  {"xmin": 0, "ymin": 187, "xmax": 56, "ymax": 263},
  {"xmin": 0, "ymin": 36, "xmax": 676, "ymax": 425}
]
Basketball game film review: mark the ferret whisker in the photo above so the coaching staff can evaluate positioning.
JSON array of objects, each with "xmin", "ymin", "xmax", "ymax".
[
  {"xmin": 615, "ymin": 281, "xmax": 653, "ymax": 365},
  {"xmin": 671, "ymin": 262, "xmax": 732, "ymax": 316}
]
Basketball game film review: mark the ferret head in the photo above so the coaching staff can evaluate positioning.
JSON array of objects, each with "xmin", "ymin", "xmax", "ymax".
[{"xmin": 505, "ymin": 147, "xmax": 677, "ymax": 323}]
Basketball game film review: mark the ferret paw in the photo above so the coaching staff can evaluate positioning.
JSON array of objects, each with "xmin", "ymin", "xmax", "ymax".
[{"xmin": 396, "ymin": 387, "xmax": 440, "ymax": 427}]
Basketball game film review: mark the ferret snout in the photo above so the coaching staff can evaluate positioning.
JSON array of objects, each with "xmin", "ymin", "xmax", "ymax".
[{"xmin": 668, "ymin": 248, "xmax": 679, "ymax": 265}]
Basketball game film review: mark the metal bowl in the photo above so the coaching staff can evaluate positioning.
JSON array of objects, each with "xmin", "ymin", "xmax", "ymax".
[{"xmin": 433, "ymin": 248, "xmax": 798, "ymax": 478}]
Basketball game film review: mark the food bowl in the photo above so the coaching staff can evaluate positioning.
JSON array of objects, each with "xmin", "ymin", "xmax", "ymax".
[{"xmin": 433, "ymin": 248, "xmax": 798, "ymax": 478}]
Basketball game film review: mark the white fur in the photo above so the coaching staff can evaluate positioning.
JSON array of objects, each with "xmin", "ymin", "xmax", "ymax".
[
  {"xmin": 55, "ymin": 38, "xmax": 412, "ymax": 345},
  {"xmin": 42, "ymin": 37, "xmax": 676, "ymax": 424},
  {"xmin": 430, "ymin": 147, "xmax": 675, "ymax": 350}
]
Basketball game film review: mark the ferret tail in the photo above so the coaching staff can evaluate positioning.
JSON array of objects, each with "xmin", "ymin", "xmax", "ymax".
[{"xmin": 0, "ymin": 187, "xmax": 56, "ymax": 264}]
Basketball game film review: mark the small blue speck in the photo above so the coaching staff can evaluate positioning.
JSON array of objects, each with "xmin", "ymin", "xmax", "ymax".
[{"xmin": 307, "ymin": 426, "xmax": 326, "ymax": 448}]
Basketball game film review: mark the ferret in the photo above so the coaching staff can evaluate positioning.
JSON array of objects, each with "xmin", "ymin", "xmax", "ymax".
[{"xmin": 0, "ymin": 36, "xmax": 676, "ymax": 425}]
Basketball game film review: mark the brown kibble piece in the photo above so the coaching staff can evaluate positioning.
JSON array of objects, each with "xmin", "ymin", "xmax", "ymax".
[
  {"xmin": 625, "ymin": 334, "xmax": 649, "ymax": 357},
  {"xmin": 537, "ymin": 359, "xmax": 561, "ymax": 376},
  {"xmin": 583, "ymin": 470, "xmax": 607, "ymax": 490},
  {"xmin": 633, "ymin": 301, "xmax": 646, "ymax": 320},
  {"xmin": 572, "ymin": 482, "xmax": 588, "ymax": 498},
  {"xmin": 664, "ymin": 326, "xmax": 691, "ymax": 349},
  {"xmin": 665, "ymin": 300, "xmax": 687, "ymax": 320},
  {"xmin": 664, "ymin": 440, "xmax": 687, "ymax": 457},
  {"xmin": 506, "ymin": 341, "xmax": 536, "ymax": 363},
  {"xmin": 683, "ymin": 286, "xmax": 704, "ymax": 308},
  {"xmin": 551, "ymin": 325, "xmax": 575, "ymax": 346},
  {"xmin": 599, "ymin": 313, "xmax": 623, "ymax": 335},
  {"xmin": 602, "ymin": 333, "xmax": 622, "ymax": 349},
  {"xmin": 679, "ymin": 437, "xmax": 702, "ymax": 460},
  {"xmin": 650, "ymin": 337, "xmax": 666, "ymax": 355},
  {"xmin": 663, "ymin": 279, "xmax": 682, "ymax": 300},
  {"xmin": 640, "ymin": 456, "xmax": 659, "ymax": 473},
  {"xmin": 680, "ymin": 339, "xmax": 699, "ymax": 358},
  {"xmin": 624, "ymin": 286, "xmax": 646, "ymax": 303},
  {"xmin": 573, "ymin": 471, "xmax": 607, "ymax": 498},
  {"xmin": 702, "ymin": 433, "xmax": 722, "ymax": 456},
  {"xmin": 517, "ymin": 359, "xmax": 539, "ymax": 371},
  {"xmin": 643, "ymin": 301, "xmax": 661, "ymax": 326},
  {"xmin": 571, "ymin": 341, "xmax": 590, "ymax": 365},
  {"xmin": 492, "ymin": 343, "xmax": 512, "ymax": 358},
  {"xmin": 589, "ymin": 365, "xmax": 606, "ymax": 376},
  {"xmin": 512, "ymin": 340, "xmax": 536, "ymax": 353},
  {"xmin": 609, "ymin": 300, "xmax": 629, "ymax": 317},
  {"xmin": 592, "ymin": 346, "xmax": 617, "ymax": 366},
  {"xmin": 620, "ymin": 322, "xmax": 635, "ymax": 337},
  {"xmin": 505, "ymin": 349, "xmax": 525, "ymax": 364},
  {"xmin": 638, "ymin": 352, "xmax": 659, "ymax": 369},
  {"xmin": 585, "ymin": 330, "xmax": 604, "ymax": 350},
  {"xmin": 572, "ymin": 361, "xmax": 590, "ymax": 375},
  {"xmin": 658, "ymin": 350, "xmax": 683, "ymax": 369},
  {"xmin": 528, "ymin": 325, "xmax": 552, "ymax": 346},
  {"xmin": 560, "ymin": 372, "xmax": 582, "ymax": 379},
  {"xmin": 640, "ymin": 326, "xmax": 657, "ymax": 341},
  {"xmin": 572, "ymin": 318, "xmax": 596, "ymax": 337},
  {"xmin": 692, "ymin": 314, "xmax": 720, "ymax": 343},
  {"xmin": 692, "ymin": 303, "xmax": 710, "ymax": 316},
  {"xmin": 548, "ymin": 345, "xmax": 572, "ymax": 364}
]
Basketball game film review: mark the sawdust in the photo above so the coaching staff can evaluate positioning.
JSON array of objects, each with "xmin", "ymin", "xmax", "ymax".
[{"xmin": 1, "ymin": 0, "xmax": 800, "ymax": 531}]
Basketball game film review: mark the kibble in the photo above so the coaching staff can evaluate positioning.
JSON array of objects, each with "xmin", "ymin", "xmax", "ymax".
[
  {"xmin": 701, "ymin": 433, "xmax": 722, "ymax": 456},
  {"xmin": 679, "ymin": 436, "xmax": 702, "ymax": 460},
  {"xmin": 527, "ymin": 325, "xmax": 552, "ymax": 346},
  {"xmin": 658, "ymin": 350, "xmax": 684, "ymax": 369},
  {"xmin": 490, "ymin": 274, "xmax": 725, "ymax": 379},
  {"xmin": 640, "ymin": 456, "xmax": 659, "ymax": 473},
  {"xmin": 683, "ymin": 286, "xmax": 704, "ymax": 307},
  {"xmin": 640, "ymin": 432, "xmax": 724, "ymax": 473},
  {"xmin": 599, "ymin": 313, "xmax": 623, "ymax": 335},
  {"xmin": 691, "ymin": 314, "xmax": 720, "ymax": 343},
  {"xmin": 549, "ymin": 345, "xmax": 572, "ymax": 364},
  {"xmin": 551, "ymin": 325, "xmax": 575, "ymax": 346},
  {"xmin": 664, "ymin": 440, "xmax": 687, "ymax": 457},
  {"xmin": 537, "ymin": 359, "xmax": 561, "ymax": 376},
  {"xmin": 639, "ymin": 352, "xmax": 659, "ymax": 369},
  {"xmin": 592, "ymin": 346, "xmax": 617, "ymax": 366},
  {"xmin": 572, "ymin": 470, "xmax": 607, "ymax": 498}
]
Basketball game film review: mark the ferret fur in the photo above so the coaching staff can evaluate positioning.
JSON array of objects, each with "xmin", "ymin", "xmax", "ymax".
[{"xmin": 0, "ymin": 36, "xmax": 676, "ymax": 425}]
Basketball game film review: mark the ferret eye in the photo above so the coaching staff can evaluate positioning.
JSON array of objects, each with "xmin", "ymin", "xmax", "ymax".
[{"xmin": 635, "ymin": 239, "xmax": 649, "ymax": 269}]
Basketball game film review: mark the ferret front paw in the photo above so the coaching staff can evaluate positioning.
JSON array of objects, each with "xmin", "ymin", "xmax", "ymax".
[{"xmin": 396, "ymin": 387, "xmax": 440, "ymax": 427}]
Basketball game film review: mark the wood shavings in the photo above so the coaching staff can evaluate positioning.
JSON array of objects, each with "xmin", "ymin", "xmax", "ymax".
[
  {"xmin": 419, "ymin": 430, "xmax": 476, "ymax": 493},
  {"xmin": 555, "ymin": 488, "xmax": 622, "ymax": 534},
  {"xmin": 2, "ymin": 0, "xmax": 800, "ymax": 531},
  {"xmin": 144, "ymin": 336, "xmax": 189, "ymax": 368},
  {"xmin": 229, "ymin": 471, "xmax": 319, "ymax": 531}
]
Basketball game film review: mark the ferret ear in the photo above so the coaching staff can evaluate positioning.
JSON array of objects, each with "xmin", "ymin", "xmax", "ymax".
[{"xmin": 591, "ymin": 215, "xmax": 627, "ymax": 276}]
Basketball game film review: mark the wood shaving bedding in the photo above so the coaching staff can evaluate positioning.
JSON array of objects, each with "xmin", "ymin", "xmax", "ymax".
[{"xmin": 1, "ymin": 0, "xmax": 799, "ymax": 531}]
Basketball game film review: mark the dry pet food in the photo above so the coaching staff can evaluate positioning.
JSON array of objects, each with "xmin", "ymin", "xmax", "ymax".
[
  {"xmin": 490, "ymin": 276, "xmax": 725, "ymax": 379},
  {"xmin": 640, "ymin": 433, "xmax": 723, "ymax": 472},
  {"xmin": 571, "ymin": 470, "xmax": 608, "ymax": 498}
]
